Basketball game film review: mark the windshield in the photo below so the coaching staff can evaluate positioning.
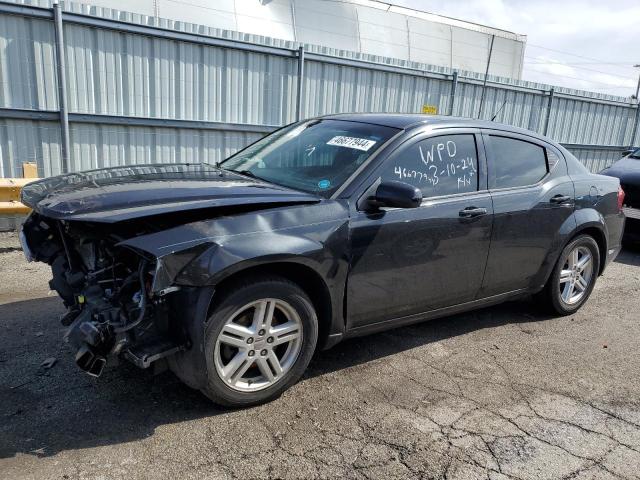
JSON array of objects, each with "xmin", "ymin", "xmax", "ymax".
[
  {"xmin": 220, "ymin": 119, "xmax": 399, "ymax": 197},
  {"xmin": 631, "ymin": 148, "xmax": 640, "ymax": 159}
]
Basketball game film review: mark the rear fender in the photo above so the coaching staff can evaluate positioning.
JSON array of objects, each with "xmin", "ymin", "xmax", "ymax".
[{"xmin": 531, "ymin": 208, "xmax": 607, "ymax": 291}]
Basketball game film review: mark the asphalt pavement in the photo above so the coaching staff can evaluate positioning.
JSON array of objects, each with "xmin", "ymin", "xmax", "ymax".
[{"xmin": 1, "ymin": 231, "xmax": 640, "ymax": 480}]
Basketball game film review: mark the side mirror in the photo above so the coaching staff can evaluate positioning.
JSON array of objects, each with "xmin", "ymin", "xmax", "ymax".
[{"xmin": 368, "ymin": 181, "xmax": 422, "ymax": 210}]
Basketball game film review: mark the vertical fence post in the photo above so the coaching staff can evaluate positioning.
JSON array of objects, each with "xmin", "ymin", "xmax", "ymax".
[
  {"xmin": 53, "ymin": 0, "xmax": 70, "ymax": 174},
  {"xmin": 295, "ymin": 46, "xmax": 305, "ymax": 121},
  {"xmin": 543, "ymin": 87, "xmax": 554, "ymax": 136},
  {"xmin": 477, "ymin": 34, "xmax": 494, "ymax": 119},
  {"xmin": 449, "ymin": 70, "xmax": 458, "ymax": 116},
  {"xmin": 630, "ymin": 103, "xmax": 640, "ymax": 149}
]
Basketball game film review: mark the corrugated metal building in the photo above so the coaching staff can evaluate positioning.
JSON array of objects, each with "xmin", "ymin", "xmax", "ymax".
[
  {"xmin": 0, "ymin": 0, "xmax": 638, "ymax": 184},
  {"xmin": 73, "ymin": 0, "xmax": 527, "ymax": 79}
]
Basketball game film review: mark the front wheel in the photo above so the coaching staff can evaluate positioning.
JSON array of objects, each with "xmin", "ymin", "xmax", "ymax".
[
  {"xmin": 539, "ymin": 234, "xmax": 600, "ymax": 315},
  {"xmin": 202, "ymin": 276, "xmax": 318, "ymax": 407}
]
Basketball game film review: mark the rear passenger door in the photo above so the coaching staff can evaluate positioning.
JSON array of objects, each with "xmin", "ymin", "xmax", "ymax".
[{"xmin": 479, "ymin": 131, "xmax": 576, "ymax": 298}]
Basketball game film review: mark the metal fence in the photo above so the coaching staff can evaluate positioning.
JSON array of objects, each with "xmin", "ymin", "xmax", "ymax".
[{"xmin": 0, "ymin": 0, "xmax": 639, "ymax": 179}]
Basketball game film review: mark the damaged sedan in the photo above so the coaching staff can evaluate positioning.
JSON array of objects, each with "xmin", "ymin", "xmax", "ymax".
[{"xmin": 20, "ymin": 114, "xmax": 625, "ymax": 407}]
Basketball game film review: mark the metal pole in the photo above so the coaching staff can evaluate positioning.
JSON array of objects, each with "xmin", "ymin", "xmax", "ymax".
[
  {"xmin": 449, "ymin": 70, "xmax": 458, "ymax": 116},
  {"xmin": 630, "ymin": 103, "xmax": 640, "ymax": 150},
  {"xmin": 295, "ymin": 46, "xmax": 305, "ymax": 121},
  {"xmin": 634, "ymin": 64, "xmax": 640, "ymax": 100},
  {"xmin": 477, "ymin": 34, "xmax": 495, "ymax": 119},
  {"xmin": 53, "ymin": 0, "xmax": 70, "ymax": 173},
  {"xmin": 543, "ymin": 87, "xmax": 555, "ymax": 136}
]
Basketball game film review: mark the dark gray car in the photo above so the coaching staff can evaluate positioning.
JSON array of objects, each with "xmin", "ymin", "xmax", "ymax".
[
  {"xmin": 20, "ymin": 114, "xmax": 626, "ymax": 407},
  {"xmin": 601, "ymin": 148, "xmax": 640, "ymax": 242}
]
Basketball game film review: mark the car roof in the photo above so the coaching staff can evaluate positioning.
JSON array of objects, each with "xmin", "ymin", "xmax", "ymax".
[{"xmin": 321, "ymin": 113, "xmax": 550, "ymax": 142}]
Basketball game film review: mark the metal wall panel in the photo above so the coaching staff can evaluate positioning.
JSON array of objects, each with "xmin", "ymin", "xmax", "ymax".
[
  {"xmin": 490, "ymin": 36, "xmax": 525, "ymax": 80},
  {"xmin": 63, "ymin": 23, "xmax": 298, "ymax": 125},
  {"xmin": 567, "ymin": 147, "xmax": 626, "ymax": 174},
  {"xmin": 0, "ymin": 119, "xmax": 61, "ymax": 177},
  {"xmin": 68, "ymin": 123, "xmax": 261, "ymax": 173},
  {"xmin": 303, "ymin": 59, "xmax": 452, "ymax": 117},
  {"xmin": 0, "ymin": 0, "xmax": 637, "ymax": 182},
  {"xmin": 293, "ymin": 0, "xmax": 360, "ymax": 53},
  {"xmin": 235, "ymin": 0, "xmax": 295, "ymax": 42},
  {"xmin": 406, "ymin": 16, "xmax": 451, "ymax": 68},
  {"xmin": 546, "ymin": 97, "xmax": 635, "ymax": 146},
  {"xmin": 157, "ymin": 0, "xmax": 238, "ymax": 33},
  {"xmin": 0, "ymin": 214, "xmax": 26, "ymax": 231},
  {"xmin": 0, "ymin": 12, "xmax": 57, "ymax": 110},
  {"xmin": 0, "ymin": 118, "xmax": 261, "ymax": 178},
  {"xmin": 456, "ymin": 82, "xmax": 548, "ymax": 133},
  {"xmin": 356, "ymin": 6, "xmax": 409, "ymax": 60}
]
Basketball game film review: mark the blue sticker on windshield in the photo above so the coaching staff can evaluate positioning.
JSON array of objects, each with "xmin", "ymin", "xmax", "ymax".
[{"xmin": 318, "ymin": 179, "xmax": 331, "ymax": 190}]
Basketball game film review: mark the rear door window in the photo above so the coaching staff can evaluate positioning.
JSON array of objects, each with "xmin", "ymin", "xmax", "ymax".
[
  {"xmin": 381, "ymin": 134, "xmax": 479, "ymax": 198},
  {"xmin": 489, "ymin": 136, "xmax": 548, "ymax": 189}
]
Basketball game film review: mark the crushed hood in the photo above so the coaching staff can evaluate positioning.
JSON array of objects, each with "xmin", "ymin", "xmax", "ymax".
[{"xmin": 21, "ymin": 163, "xmax": 320, "ymax": 223}]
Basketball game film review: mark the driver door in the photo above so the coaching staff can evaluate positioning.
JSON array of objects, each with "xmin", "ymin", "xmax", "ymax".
[{"xmin": 346, "ymin": 130, "xmax": 493, "ymax": 329}]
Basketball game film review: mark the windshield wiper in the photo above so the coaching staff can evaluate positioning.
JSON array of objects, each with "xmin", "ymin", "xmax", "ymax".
[
  {"xmin": 216, "ymin": 165, "xmax": 260, "ymax": 179},
  {"xmin": 235, "ymin": 170, "xmax": 259, "ymax": 179}
]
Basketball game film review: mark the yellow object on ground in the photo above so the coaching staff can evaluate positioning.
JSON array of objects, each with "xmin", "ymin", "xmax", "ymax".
[
  {"xmin": 0, "ymin": 201, "xmax": 31, "ymax": 215},
  {"xmin": 0, "ymin": 178, "xmax": 35, "ymax": 202},
  {"xmin": 0, "ymin": 165, "xmax": 40, "ymax": 216}
]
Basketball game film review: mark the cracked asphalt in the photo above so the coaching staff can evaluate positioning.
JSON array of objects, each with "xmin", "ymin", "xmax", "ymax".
[{"xmin": 1, "ymin": 231, "xmax": 640, "ymax": 479}]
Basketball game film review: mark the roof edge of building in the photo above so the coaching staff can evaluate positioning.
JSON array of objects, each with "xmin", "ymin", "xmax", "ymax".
[{"xmin": 347, "ymin": 0, "xmax": 527, "ymax": 42}]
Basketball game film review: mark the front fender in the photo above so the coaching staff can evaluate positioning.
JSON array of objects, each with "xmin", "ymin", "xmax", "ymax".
[
  {"xmin": 119, "ymin": 200, "xmax": 350, "ymax": 292},
  {"xmin": 121, "ymin": 201, "xmax": 351, "ymax": 348},
  {"xmin": 174, "ymin": 231, "xmax": 336, "ymax": 287},
  {"xmin": 172, "ymin": 220, "xmax": 350, "ymax": 350}
]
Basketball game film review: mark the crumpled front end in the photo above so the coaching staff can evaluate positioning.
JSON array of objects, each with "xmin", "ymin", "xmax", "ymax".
[
  {"xmin": 20, "ymin": 196, "xmax": 350, "ymax": 379},
  {"xmin": 20, "ymin": 213, "xmax": 194, "ymax": 376}
]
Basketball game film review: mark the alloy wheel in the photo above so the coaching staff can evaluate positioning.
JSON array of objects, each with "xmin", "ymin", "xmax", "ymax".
[
  {"xmin": 558, "ymin": 245, "xmax": 594, "ymax": 305},
  {"xmin": 213, "ymin": 299, "xmax": 303, "ymax": 392}
]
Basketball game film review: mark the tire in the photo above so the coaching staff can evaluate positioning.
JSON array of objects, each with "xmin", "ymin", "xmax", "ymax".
[
  {"xmin": 201, "ymin": 276, "xmax": 318, "ymax": 407},
  {"xmin": 538, "ymin": 234, "xmax": 600, "ymax": 315}
]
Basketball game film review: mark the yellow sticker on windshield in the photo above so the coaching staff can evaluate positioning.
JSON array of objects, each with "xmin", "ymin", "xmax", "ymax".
[{"xmin": 327, "ymin": 136, "xmax": 376, "ymax": 151}]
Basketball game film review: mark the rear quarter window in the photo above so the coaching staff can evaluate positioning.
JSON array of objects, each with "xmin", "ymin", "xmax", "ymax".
[{"xmin": 490, "ymin": 136, "xmax": 548, "ymax": 189}]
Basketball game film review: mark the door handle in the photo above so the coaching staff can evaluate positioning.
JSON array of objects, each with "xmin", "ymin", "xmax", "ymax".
[
  {"xmin": 550, "ymin": 194, "xmax": 572, "ymax": 204},
  {"xmin": 459, "ymin": 206, "xmax": 488, "ymax": 218}
]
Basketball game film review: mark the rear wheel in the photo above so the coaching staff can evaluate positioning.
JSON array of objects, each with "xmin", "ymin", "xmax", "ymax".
[
  {"xmin": 202, "ymin": 276, "xmax": 318, "ymax": 407},
  {"xmin": 539, "ymin": 234, "xmax": 600, "ymax": 315}
]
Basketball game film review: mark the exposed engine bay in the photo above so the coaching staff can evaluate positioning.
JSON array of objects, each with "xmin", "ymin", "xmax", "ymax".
[
  {"xmin": 16, "ymin": 163, "xmax": 333, "ymax": 384},
  {"xmin": 21, "ymin": 213, "xmax": 182, "ymax": 377}
]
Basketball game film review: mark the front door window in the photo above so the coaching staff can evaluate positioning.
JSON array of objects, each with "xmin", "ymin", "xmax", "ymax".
[{"xmin": 380, "ymin": 134, "xmax": 479, "ymax": 198}]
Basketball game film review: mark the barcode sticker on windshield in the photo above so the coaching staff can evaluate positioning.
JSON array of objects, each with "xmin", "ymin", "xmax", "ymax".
[{"xmin": 327, "ymin": 136, "xmax": 376, "ymax": 151}]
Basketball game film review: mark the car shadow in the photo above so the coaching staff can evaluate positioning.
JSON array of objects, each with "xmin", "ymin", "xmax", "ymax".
[
  {"xmin": 0, "ymin": 294, "xmax": 555, "ymax": 459},
  {"xmin": 615, "ymin": 244, "xmax": 640, "ymax": 267}
]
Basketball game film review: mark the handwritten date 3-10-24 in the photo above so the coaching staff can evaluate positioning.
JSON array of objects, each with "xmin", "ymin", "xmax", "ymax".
[{"xmin": 393, "ymin": 139, "xmax": 477, "ymax": 190}]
